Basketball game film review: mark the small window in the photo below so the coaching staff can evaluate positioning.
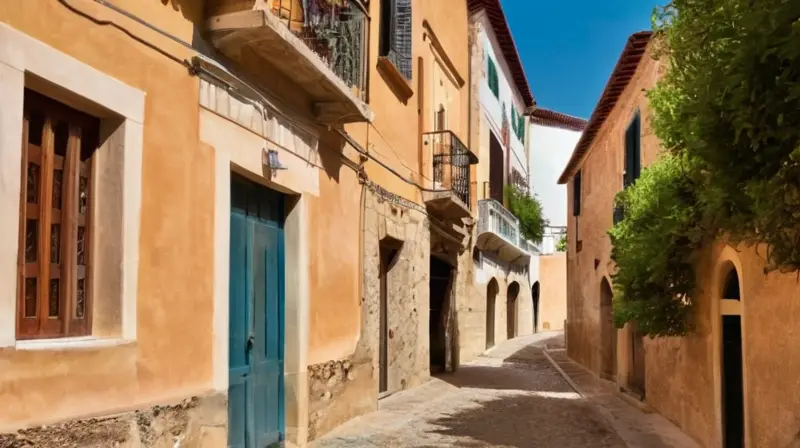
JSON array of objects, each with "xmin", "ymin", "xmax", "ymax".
[
  {"xmin": 573, "ymin": 170, "xmax": 582, "ymax": 216},
  {"xmin": 487, "ymin": 56, "xmax": 499, "ymax": 98},
  {"xmin": 17, "ymin": 90, "xmax": 99, "ymax": 340},
  {"xmin": 624, "ymin": 112, "xmax": 641, "ymax": 187},
  {"xmin": 379, "ymin": 0, "xmax": 412, "ymax": 80},
  {"xmin": 436, "ymin": 105, "xmax": 446, "ymax": 132}
]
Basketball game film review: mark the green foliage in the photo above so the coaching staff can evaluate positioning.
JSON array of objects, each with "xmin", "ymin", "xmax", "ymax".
[
  {"xmin": 611, "ymin": 0, "xmax": 800, "ymax": 336},
  {"xmin": 650, "ymin": 0, "xmax": 800, "ymax": 271},
  {"xmin": 505, "ymin": 185, "xmax": 547, "ymax": 242},
  {"xmin": 609, "ymin": 155, "xmax": 702, "ymax": 336},
  {"xmin": 555, "ymin": 234, "xmax": 567, "ymax": 252}
]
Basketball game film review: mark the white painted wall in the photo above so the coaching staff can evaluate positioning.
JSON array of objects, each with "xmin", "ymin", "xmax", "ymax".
[
  {"xmin": 529, "ymin": 123, "xmax": 582, "ymax": 228},
  {"xmin": 475, "ymin": 13, "xmax": 528, "ymax": 181}
]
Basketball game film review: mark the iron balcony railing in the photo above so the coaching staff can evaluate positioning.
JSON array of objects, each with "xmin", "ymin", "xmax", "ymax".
[
  {"xmin": 478, "ymin": 199, "xmax": 524, "ymax": 249},
  {"xmin": 271, "ymin": 0, "xmax": 369, "ymax": 100},
  {"xmin": 423, "ymin": 130, "xmax": 478, "ymax": 209}
]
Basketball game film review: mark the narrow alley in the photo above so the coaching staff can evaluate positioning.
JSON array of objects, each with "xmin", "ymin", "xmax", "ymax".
[{"xmin": 313, "ymin": 332, "xmax": 692, "ymax": 448}]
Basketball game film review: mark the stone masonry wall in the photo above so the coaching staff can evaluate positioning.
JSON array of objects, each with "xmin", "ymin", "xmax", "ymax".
[
  {"xmin": 0, "ymin": 394, "xmax": 225, "ymax": 448},
  {"xmin": 307, "ymin": 190, "xmax": 430, "ymax": 441},
  {"xmin": 460, "ymin": 247, "xmax": 533, "ymax": 363}
]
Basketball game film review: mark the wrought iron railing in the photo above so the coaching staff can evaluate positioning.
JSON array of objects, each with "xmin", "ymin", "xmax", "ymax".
[
  {"xmin": 271, "ymin": 0, "xmax": 369, "ymax": 100},
  {"xmin": 423, "ymin": 131, "xmax": 477, "ymax": 209},
  {"xmin": 478, "ymin": 199, "xmax": 521, "ymax": 247}
]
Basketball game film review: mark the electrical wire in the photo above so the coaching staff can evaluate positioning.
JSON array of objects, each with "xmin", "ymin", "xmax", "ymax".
[{"xmin": 71, "ymin": 0, "xmax": 453, "ymax": 196}]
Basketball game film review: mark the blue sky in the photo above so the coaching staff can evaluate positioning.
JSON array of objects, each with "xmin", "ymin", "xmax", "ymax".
[{"xmin": 502, "ymin": 0, "xmax": 659, "ymax": 119}]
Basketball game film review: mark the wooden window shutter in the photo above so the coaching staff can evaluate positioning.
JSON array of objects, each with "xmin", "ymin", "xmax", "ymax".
[
  {"xmin": 17, "ymin": 89, "xmax": 97, "ymax": 340},
  {"xmin": 624, "ymin": 113, "xmax": 642, "ymax": 187},
  {"xmin": 488, "ymin": 57, "xmax": 499, "ymax": 97},
  {"xmin": 573, "ymin": 170, "xmax": 582, "ymax": 217},
  {"xmin": 380, "ymin": 0, "xmax": 412, "ymax": 79}
]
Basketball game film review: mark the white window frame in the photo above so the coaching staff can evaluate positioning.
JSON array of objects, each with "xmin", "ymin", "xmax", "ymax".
[{"xmin": 0, "ymin": 23, "xmax": 144, "ymax": 348}]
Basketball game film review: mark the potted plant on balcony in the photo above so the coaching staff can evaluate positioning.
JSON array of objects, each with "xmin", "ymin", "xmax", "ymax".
[{"xmin": 505, "ymin": 185, "xmax": 547, "ymax": 243}]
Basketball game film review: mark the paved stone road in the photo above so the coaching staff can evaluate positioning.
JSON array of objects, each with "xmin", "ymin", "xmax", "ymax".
[{"xmin": 313, "ymin": 332, "xmax": 626, "ymax": 448}]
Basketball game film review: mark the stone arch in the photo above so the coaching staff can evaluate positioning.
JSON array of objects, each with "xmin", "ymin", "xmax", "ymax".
[
  {"xmin": 486, "ymin": 278, "xmax": 499, "ymax": 349},
  {"xmin": 713, "ymin": 246, "xmax": 747, "ymax": 447},
  {"xmin": 600, "ymin": 277, "xmax": 616, "ymax": 379},
  {"xmin": 507, "ymin": 281, "xmax": 520, "ymax": 339}
]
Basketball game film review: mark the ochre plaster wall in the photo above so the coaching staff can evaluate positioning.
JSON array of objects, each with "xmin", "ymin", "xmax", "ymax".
[
  {"xmin": 565, "ymin": 41, "xmax": 800, "ymax": 448},
  {"xmin": 0, "ymin": 0, "xmax": 214, "ymax": 429},
  {"xmin": 565, "ymin": 46, "xmax": 662, "ymax": 374},
  {"xmin": 306, "ymin": 0, "xmax": 472, "ymax": 441},
  {"xmin": 538, "ymin": 253, "xmax": 566, "ymax": 331}
]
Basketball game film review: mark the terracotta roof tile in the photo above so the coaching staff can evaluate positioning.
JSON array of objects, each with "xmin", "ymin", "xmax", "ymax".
[
  {"xmin": 530, "ymin": 108, "xmax": 588, "ymax": 132},
  {"xmin": 468, "ymin": 0, "xmax": 535, "ymax": 108}
]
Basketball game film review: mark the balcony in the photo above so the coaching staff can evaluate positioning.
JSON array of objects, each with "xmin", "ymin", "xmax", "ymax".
[
  {"xmin": 422, "ymin": 131, "xmax": 478, "ymax": 221},
  {"xmin": 205, "ymin": 0, "xmax": 373, "ymax": 124},
  {"xmin": 476, "ymin": 199, "xmax": 532, "ymax": 263}
]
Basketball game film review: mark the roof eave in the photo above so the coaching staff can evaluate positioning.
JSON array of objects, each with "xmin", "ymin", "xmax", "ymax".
[{"xmin": 557, "ymin": 31, "xmax": 653, "ymax": 184}]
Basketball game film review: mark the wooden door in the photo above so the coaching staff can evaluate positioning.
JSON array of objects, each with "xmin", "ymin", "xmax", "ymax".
[
  {"xmin": 489, "ymin": 133, "xmax": 504, "ymax": 203},
  {"xmin": 722, "ymin": 315, "xmax": 744, "ymax": 448},
  {"xmin": 229, "ymin": 175, "xmax": 285, "ymax": 448},
  {"xmin": 630, "ymin": 323, "xmax": 646, "ymax": 398}
]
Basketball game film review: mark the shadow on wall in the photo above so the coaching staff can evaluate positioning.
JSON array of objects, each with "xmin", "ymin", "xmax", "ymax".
[{"xmin": 160, "ymin": 0, "xmax": 204, "ymax": 24}]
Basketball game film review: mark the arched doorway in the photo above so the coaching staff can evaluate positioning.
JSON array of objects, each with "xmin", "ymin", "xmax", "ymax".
[
  {"xmin": 600, "ymin": 278, "xmax": 617, "ymax": 380},
  {"xmin": 507, "ymin": 282, "xmax": 520, "ymax": 339},
  {"xmin": 486, "ymin": 279, "xmax": 499, "ymax": 349},
  {"xmin": 532, "ymin": 282, "xmax": 540, "ymax": 333},
  {"xmin": 720, "ymin": 264, "xmax": 744, "ymax": 448}
]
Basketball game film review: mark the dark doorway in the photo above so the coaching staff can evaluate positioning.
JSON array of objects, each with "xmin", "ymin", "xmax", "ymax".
[
  {"xmin": 506, "ymin": 282, "xmax": 520, "ymax": 339},
  {"xmin": 430, "ymin": 256, "xmax": 454, "ymax": 373},
  {"xmin": 489, "ymin": 133, "xmax": 504, "ymax": 203},
  {"xmin": 722, "ymin": 315, "xmax": 744, "ymax": 448},
  {"xmin": 721, "ymin": 267, "xmax": 744, "ymax": 448},
  {"xmin": 629, "ymin": 322, "xmax": 646, "ymax": 398},
  {"xmin": 379, "ymin": 240, "xmax": 401, "ymax": 394},
  {"xmin": 600, "ymin": 278, "xmax": 616, "ymax": 380},
  {"xmin": 532, "ymin": 282, "xmax": 540, "ymax": 333},
  {"xmin": 486, "ymin": 279, "xmax": 499, "ymax": 349}
]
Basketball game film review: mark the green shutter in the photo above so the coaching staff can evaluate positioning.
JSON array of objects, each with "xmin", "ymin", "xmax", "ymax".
[
  {"xmin": 511, "ymin": 107, "xmax": 517, "ymax": 134},
  {"xmin": 488, "ymin": 57, "xmax": 499, "ymax": 97}
]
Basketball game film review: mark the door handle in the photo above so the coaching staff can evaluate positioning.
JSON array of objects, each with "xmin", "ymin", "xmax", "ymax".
[{"xmin": 246, "ymin": 334, "xmax": 255, "ymax": 353}]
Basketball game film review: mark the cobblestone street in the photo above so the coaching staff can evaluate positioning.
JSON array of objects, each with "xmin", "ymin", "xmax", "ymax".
[{"xmin": 313, "ymin": 332, "xmax": 626, "ymax": 448}]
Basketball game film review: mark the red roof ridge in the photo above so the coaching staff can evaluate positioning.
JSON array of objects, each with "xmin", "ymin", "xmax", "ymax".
[
  {"xmin": 557, "ymin": 31, "xmax": 653, "ymax": 184},
  {"xmin": 530, "ymin": 108, "xmax": 588, "ymax": 132},
  {"xmin": 468, "ymin": 0, "xmax": 535, "ymax": 108}
]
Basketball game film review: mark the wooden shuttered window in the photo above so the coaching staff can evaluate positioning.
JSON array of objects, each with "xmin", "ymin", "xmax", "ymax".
[
  {"xmin": 17, "ymin": 89, "xmax": 98, "ymax": 340},
  {"xmin": 624, "ymin": 113, "xmax": 641, "ymax": 188},
  {"xmin": 487, "ymin": 56, "xmax": 499, "ymax": 97},
  {"xmin": 573, "ymin": 170, "xmax": 582, "ymax": 217},
  {"xmin": 379, "ymin": 0, "xmax": 412, "ymax": 80}
]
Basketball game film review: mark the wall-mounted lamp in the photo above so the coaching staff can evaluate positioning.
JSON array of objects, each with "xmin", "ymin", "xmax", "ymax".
[{"xmin": 262, "ymin": 148, "xmax": 287, "ymax": 171}]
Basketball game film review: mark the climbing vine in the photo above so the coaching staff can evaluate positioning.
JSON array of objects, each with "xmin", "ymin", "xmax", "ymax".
[
  {"xmin": 611, "ymin": 0, "xmax": 800, "ymax": 336},
  {"xmin": 609, "ymin": 154, "xmax": 702, "ymax": 336}
]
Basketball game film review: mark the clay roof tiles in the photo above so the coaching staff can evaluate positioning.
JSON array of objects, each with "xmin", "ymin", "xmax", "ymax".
[
  {"xmin": 468, "ymin": 0, "xmax": 535, "ymax": 108},
  {"xmin": 530, "ymin": 108, "xmax": 588, "ymax": 132}
]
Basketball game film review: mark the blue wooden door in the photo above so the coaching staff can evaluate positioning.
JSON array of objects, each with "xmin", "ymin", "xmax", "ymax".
[{"xmin": 229, "ymin": 175, "xmax": 285, "ymax": 448}]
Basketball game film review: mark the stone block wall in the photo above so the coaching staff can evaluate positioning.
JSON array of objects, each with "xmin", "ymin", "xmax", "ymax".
[
  {"xmin": 459, "ymin": 248, "xmax": 533, "ymax": 363},
  {"xmin": 0, "ymin": 394, "xmax": 225, "ymax": 448},
  {"xmin": 307, "ymin": 190, "xmax": 430, "ymax": 441}
]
